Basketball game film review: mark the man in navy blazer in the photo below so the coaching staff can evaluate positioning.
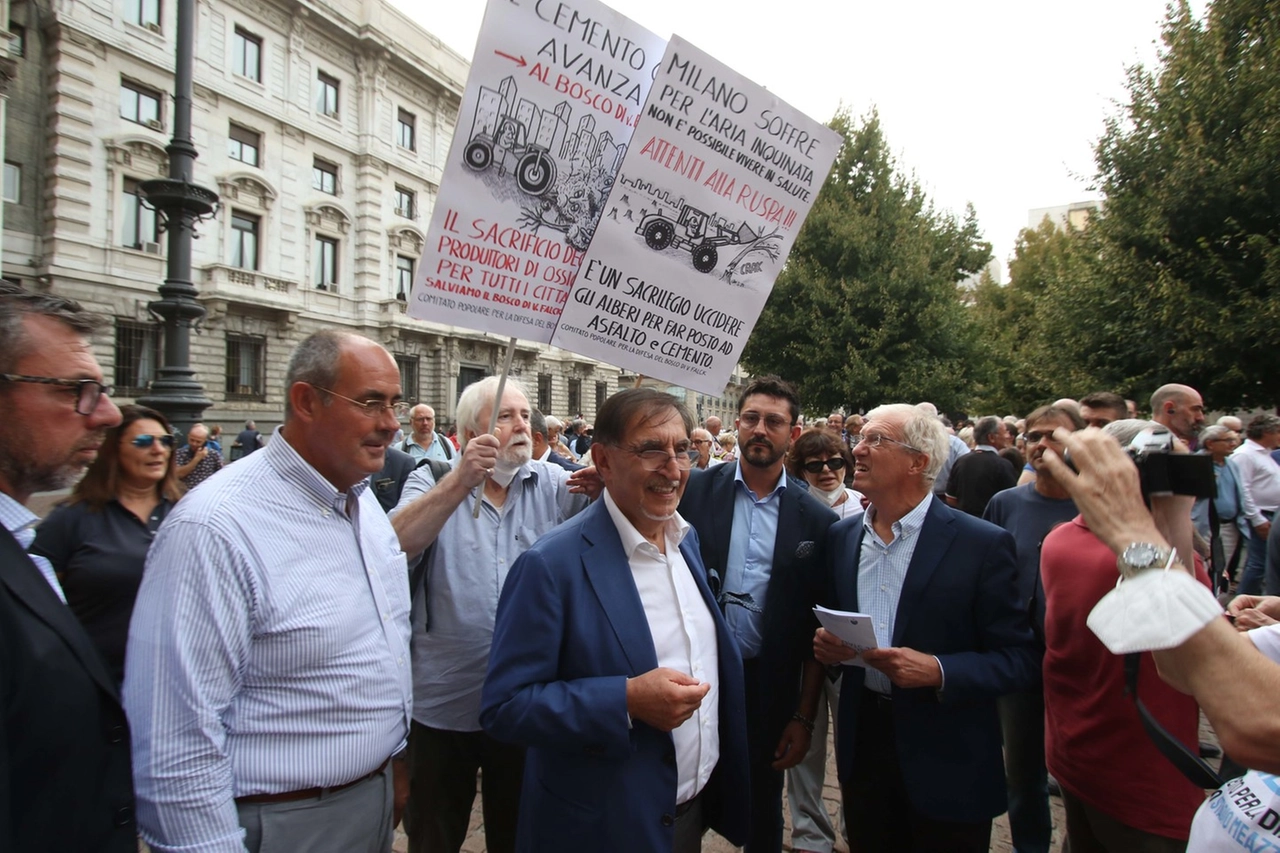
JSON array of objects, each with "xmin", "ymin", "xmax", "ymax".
[
  {"xmin": 679, "ymin": 375, "xmax": 836, "ymax": 852},
  {"xmin": 815, "ymin": 404, "xmax": 1037, "ymax": 853},
  {"xmin": 481, "ymin": 389, "xmax": 748, "ymax": 853}
]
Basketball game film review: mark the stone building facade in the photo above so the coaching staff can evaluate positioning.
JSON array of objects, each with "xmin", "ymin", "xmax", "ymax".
[{"xmin": 1, "ymin": 0, "xmax": 632, "ymax": 434}]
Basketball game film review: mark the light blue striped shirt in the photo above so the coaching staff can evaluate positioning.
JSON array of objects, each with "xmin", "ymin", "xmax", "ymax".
[
  {"xmin": 393, "ymin": 459, "xmax": 589, "ymax": 731},
  {"xmin": 723, "ymin": 461, "xmax": 787, "ymax": 659},
  {"xmin": 0, "ymin": 491, "xmax": 66, "ymax": 603},
  {"xmin": 124, "ymin": 428, "xmax": 413, "ymax": 853},
  {"xmin": 858, "ymin": 493, "xmax": 934, "ymax": 695}
]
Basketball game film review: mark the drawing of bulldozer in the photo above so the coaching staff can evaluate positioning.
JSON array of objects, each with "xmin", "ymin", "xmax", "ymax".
[
  {"xmin": 636, "ymin": 204, "xmax": 752, "ymax": 273},
  {"xmin": 463, "ymin": 114, "xmax": 558, "ymax": 197}
]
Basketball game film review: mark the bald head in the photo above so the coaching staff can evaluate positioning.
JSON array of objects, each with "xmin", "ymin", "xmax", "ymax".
[{"xmin": 1150, "ymin": 383, "xmax": 1205, "ymax": 440}]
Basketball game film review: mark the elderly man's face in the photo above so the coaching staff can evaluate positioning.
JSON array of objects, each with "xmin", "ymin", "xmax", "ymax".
[
  {"xmin": 476, "ymin": 387, "xmax": 533, "ymax": 466},
  {"xmin": 307, "ymin": 339, "xmax": 401, "ymax": 490},
  {"xmin": 411, "ymin": 406, "xmax": 436, "ymax": 441},
  {"xmin": 828, "ymin": 414, "xmax": 844, "ymax": 434},
  {"xmin": 851, "ymin": 411, "xmax": 924, "ymax": 501},
  {"xmin": 596, "ymin": 406, "xmax": 690, "ymax": 535},
  {"xmin": 187, "ymin": 427, "xmax": 208, "ymax": 450},
  {"xmin": 1162, "ymin": 391, "xmax": 1206, "ymax": 439},
  {"xmin": 0, "ymin": 315, "xmax": 122, "ymax": 500},
  {"xmin": 690, "ymin": 428, "xmax": 713, "ymax": 466}
]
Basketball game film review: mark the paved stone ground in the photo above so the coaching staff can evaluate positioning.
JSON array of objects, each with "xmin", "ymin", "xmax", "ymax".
[{"xmin": 388, "ymin": 712, "xmax": 1224, "ymax": 853}]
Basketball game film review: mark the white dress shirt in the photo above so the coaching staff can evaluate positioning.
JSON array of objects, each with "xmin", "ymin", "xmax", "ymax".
[
  {"xmin": 604, "ymin": 490, "xmax": 719, "ymax": 804},
  {"xmin": 1232, "ymin": 439, "xmax": 1280, "ymax": 525}
]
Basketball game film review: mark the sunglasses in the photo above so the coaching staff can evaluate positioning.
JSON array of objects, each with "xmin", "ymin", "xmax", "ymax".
[
  {"xmin": 802, "ymin": 457, "xmax": 847, "ymax": 474},
  {"xmin": 130, "ymin": 434, "xmax": 175, "ymax": 449}
]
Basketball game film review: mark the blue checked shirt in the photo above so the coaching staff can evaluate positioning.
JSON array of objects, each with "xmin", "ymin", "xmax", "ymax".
[
  {"xmin": 124, "ymin": 428, "xmax": 413, "ymax": 853},
  {"xmin": 858, "ymin": 493, "xmax": 937, "ymax": 695}
]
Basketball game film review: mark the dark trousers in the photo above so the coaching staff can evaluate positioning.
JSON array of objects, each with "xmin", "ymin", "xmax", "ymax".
[
  {"xmin": 1060, "ymin": 788, "xmax": 1186, "ymax": 853},
  {"xmin": 743, "ymin": 659, "xmax": 786, "ymax": 853},
  {"xmin": 1237, "ymin": 509, "xmax": 1275, "ymax": 595},
  {"xmin": 843, "ymin": 689, "xmax": 992, "ymax": 853},
  {"xmin": 999, "ymin": 689, "xmax": 1051, "ymax": 853},
  {"xmin": 403, "ymin": 721, "xmax": 525, "ymax": 853}
]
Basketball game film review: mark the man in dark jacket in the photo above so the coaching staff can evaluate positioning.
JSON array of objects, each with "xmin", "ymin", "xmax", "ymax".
[{"xmin": 0, "ymin": 283, "xmax": 136, "ymax": 851}]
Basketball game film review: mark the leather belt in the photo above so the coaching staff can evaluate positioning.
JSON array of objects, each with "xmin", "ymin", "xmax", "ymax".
[{"xmin": 235, "ymin": 757, "xmax": 391, "ymax": 805}]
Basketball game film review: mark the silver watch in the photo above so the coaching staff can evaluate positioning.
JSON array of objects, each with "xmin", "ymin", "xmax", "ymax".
[{"xmin": 1117, "ymin": 542, "xmax": 1173, "ymax": 578}]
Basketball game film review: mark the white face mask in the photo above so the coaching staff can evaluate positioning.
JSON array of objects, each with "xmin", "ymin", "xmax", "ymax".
[
  {"xmin": 813, "ymin": 483, "xmax": 847, "ymax": 507},
  {"xmin": 1087, "ymin": 568, "xmax": 1222, "ymax": 654}
]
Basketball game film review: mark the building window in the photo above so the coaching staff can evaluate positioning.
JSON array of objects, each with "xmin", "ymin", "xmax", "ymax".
[
  {"xmin": 230, "ymin": 211, "xmax": 259, "ymax": 270},
  {"xmin": 225, "ymin": 334, "xmax": 266, "ymax": 399},
  {"xmin": 114, "ymin": 321, "xmax": 163, "ymax": 394},
  {"xmin": 395, "ymin": 355, "xmax": 419, "ymax": 403},
  {"xmin": 9, "ymin": 23, "xmax": 24, "ymax": 57},
  {"xmin": 120, "ymin": 81, "xmax": 162, "ymax": 128},
  {"xmin": 3, "ymin": 162, "xmax": 19, "ymax": 204},
  {"xmin": 232, "ymin": 27, "xmax": 261, "ymax": 82},
  {"xmin": 396, "ymin": 108, "xmax": 416, "ymax": 151},
  {"xmin": 538, "ymin": 374, "xmax": 552, "ymax": 413},
  {"xmin": 122, "ymin": 178, "xmax": 159, "ymax": 249},
  {"xmin": 394, "ymin": 186, "xmax": 415, "ymax": 219},
  {"xmin": 457, "ymin": 366, "xmax": 486, "ymax": 402},
  {"xmin": 312, "ymin": 158, "xmax": 337, "ymax": 195},
  {"xmin": 395, "ymin": 255, "xmax": 414, "ymax": 298},
  {"xmin": 315, "ymin": 71, "xmax": 339, "ymax": 117},
  {"xmin": 314, "ymin": 235, "xmax": 338, "ymax": 290},
  {"xmin": 126, "ymin": 0, "xmax": 161, "ymax": 30},
  {"xmin": 568, "ymin": 378, "xmax": 582, "ymax": 416},
  {"xmin": 228, "ymin": 123, "xmax": 260, "ymax": 167},
  {"xmin": 595, "ymin": 381, "xmax": 608, "ymax": 412}
]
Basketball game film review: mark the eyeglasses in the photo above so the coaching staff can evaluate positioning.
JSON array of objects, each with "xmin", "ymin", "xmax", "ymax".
[
  {"xmin": 130, "ymin": 434, "xmax": 175, "ymax": 449},
  {"xmin": 624, "ymin": 443, "xmax": 700, "ymax": 472},
  {"xmin": 691, "ymin": 439, "xmax": 712, "ymax": 446},
  {"xmin": 739, "ymin": 411, "xmax": 794, "ymax": 432},
  {"xmin": 854, "ymin": 432, "xmax": 922, "ymax": 453},
  {"xmin": 1023, "ymin": 430, "xmax": 1060, "ymax": 445},
  {"xmin": 802, "ymin": 457, "xmax": 847, "ymax": 474},
  {"xmin": 309, "ymin": 384, "xmax": 410, "ymax": 419},
  {"xmin": 0, "ymin": 373, "xmax": 114, "ymax": 416}
]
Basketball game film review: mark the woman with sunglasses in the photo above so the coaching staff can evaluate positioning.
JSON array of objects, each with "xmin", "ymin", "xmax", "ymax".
[
  {"xmin": 787, "ymin": 428, "xmax": 865, "ymax": 519},
  {"xmin": 32, "ymin": 404, "xmax": 184, "ymax": 684}
]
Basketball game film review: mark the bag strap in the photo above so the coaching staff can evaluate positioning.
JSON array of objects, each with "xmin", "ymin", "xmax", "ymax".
[{"xmin": 1125, "ymin": 653, "xmax": 1223, "ymax": 789}]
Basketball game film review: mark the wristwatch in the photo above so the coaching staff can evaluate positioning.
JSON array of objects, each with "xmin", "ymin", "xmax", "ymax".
[{"xmin": 1117, "ymin": 542, "xmax": 1174, "ymax": 578}]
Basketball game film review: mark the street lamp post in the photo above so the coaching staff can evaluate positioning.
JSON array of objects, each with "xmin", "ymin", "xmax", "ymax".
[{"xmin": 135, "ymin": 0, "xmax": 219, "ymax": 437}]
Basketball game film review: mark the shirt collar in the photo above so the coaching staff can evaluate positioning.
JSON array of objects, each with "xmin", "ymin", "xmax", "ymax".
[
  {"xmin": 975, "ymin": 444, "xmax": 998, "ymax": 453},
  {"xmin": 864, "ymin": 492, "xmax": 933, "ymax": 541},
  {"xmin": 602, "ymin": 488, "xmax": 690, "ymax": 557},
  {"xmin": 264, "ymin": 426, "xmax": 369, "ymax": 513},
  {"xmin": 537, "ymin": 446, "xmax": 551, "ymax": 462},
  {"xmin": 0, "ymin": 490, "xmax": 38, "ymax": 537},
  {"xmin": 733, "ymin": 458, "xmax": 788, "ymax": 499}
]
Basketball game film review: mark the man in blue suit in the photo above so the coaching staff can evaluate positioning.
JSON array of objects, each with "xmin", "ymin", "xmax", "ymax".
[
  {"xmin": 481, "ymin": 389, "xmax": 749, "ymax": 853},
  {"xmin": 814, "ymin": 403, "xmax": 1038, "ymax": 853}
]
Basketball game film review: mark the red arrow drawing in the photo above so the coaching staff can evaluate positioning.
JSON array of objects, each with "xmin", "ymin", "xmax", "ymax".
[{"xmin": 494, "ymin": 50, "xmax": 527, "ymax": 67}]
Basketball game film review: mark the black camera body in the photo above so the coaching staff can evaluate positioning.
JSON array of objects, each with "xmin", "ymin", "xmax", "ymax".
[{"xmin": 1066, "ymin": 426, "xmax": 1216, "ymax": 499}]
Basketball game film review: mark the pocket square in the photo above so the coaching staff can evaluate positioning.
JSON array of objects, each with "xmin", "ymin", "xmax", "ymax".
[{"xmin": 795, "ymin": 540, "xmax": 815, "ymax": 559}]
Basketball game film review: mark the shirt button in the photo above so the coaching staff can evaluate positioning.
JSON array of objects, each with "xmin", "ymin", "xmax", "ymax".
[{"xmin": 321, "ymin": 510, "xmax": 330, "ymax": 517}]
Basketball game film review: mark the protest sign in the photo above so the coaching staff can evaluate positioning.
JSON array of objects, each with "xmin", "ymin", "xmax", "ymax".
[
  {"xmin": 549, "ymin": 35, "xmax": 841, "ymax": 395},
  {"xmin": 408, "ymin": 0, "xmax": 664, "ymax": 343}
]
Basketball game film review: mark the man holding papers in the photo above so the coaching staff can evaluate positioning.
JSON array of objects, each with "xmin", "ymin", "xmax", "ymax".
[{"xmin": 813, "ymin": 403, "xmax": 1038, "ymax": 853}]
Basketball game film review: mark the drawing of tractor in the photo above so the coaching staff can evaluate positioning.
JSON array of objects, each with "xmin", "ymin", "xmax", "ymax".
[
  {"xmin": 636, "ymin": 204, "xmax": 746, "ymax": 273},
  {"xmin": 463, "ymin": 114, "xmax": 558, "ymax": 197}
]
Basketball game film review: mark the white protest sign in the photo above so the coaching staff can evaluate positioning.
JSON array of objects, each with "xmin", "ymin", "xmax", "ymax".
[
  {"xmin": 549, "ymin": 35, "xmax": 841, "ymax": 394},
  {"xmin": 408, "ymin": 0, "xmax": 664, "ymax": 343}
]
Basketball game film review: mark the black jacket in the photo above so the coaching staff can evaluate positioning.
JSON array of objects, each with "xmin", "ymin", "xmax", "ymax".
[{"xmin": 0, "ymin": 525, "xmax": 136, "ymax": 851}]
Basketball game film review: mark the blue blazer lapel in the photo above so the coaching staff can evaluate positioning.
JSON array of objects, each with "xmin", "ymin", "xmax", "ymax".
[
  {"xmin": 579, "ymin": 502, "xmax": 659, "ymax": 675},
  {"xmin": 835, "ymin": 519, "xmax": 866, "ymax": 611},
  {"xmin": 892, "ymin": 498, "xmax": 957, "ymax": 646}
]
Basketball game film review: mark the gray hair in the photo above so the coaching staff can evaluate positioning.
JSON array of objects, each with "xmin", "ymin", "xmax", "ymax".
[
  {"xmin": 545, "ymin": 415, "xmax": 562, "ymax": 432},
  {"xmin": 1101, "ymin": 418, "xmax": 1162, "ymax": 446},
  {"xmin": 284, "ymin": 330, "xmax": 359, "ymax": 418},
  {"xmin": 1247, "ymin": 414, "xmax": 1280, "ymax": 440},
  {"xmin": 244, "ymin": 420, "xmax": 256, "ymax": 429},
  {"xmin": 0, "ymin": 282, "xmax": 103, "ymax": 374},
  {"xmin": 1200, "ymin": 425, "xmax": 1233, "ymax": 444},
  {"xmin": 455, "ymin": 375, "xmax": 531, "ymax": 449},
  {"xmin": 973, "ymin": 416, "xmax": 1003, "ymax": 446},
  {"xmin": 529, "ymin": 408, "xmax": 549, "ymax": 440},
  {"xmin": 869, "ymin": 403, "xmax": 949, "ymax": 483}
]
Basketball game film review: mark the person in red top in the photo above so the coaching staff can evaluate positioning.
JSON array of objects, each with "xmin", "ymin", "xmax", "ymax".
[{"xmin": 1041, "ymin": 419, "xmax": 1209, "ymax": 852}]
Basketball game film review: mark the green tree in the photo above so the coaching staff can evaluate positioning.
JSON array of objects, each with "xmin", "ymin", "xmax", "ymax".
[
  {"xmin": 742, "ymin": 110, "xmax": 991, "ymax": 414},
  {"xmin": 1085, "ymin": 0, "xmax": 1280, "ymax": 407}
]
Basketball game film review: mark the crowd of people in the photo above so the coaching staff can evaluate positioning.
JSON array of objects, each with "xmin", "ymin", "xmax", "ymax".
[{"xmin": 6, "ymin": 281, "xmax": 1280, "ymax": 853}]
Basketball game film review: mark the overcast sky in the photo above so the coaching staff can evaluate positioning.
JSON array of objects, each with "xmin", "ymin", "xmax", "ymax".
[{"xmin": 388, "ymin": 0, "xmax": 1205, "ymax": 278}]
